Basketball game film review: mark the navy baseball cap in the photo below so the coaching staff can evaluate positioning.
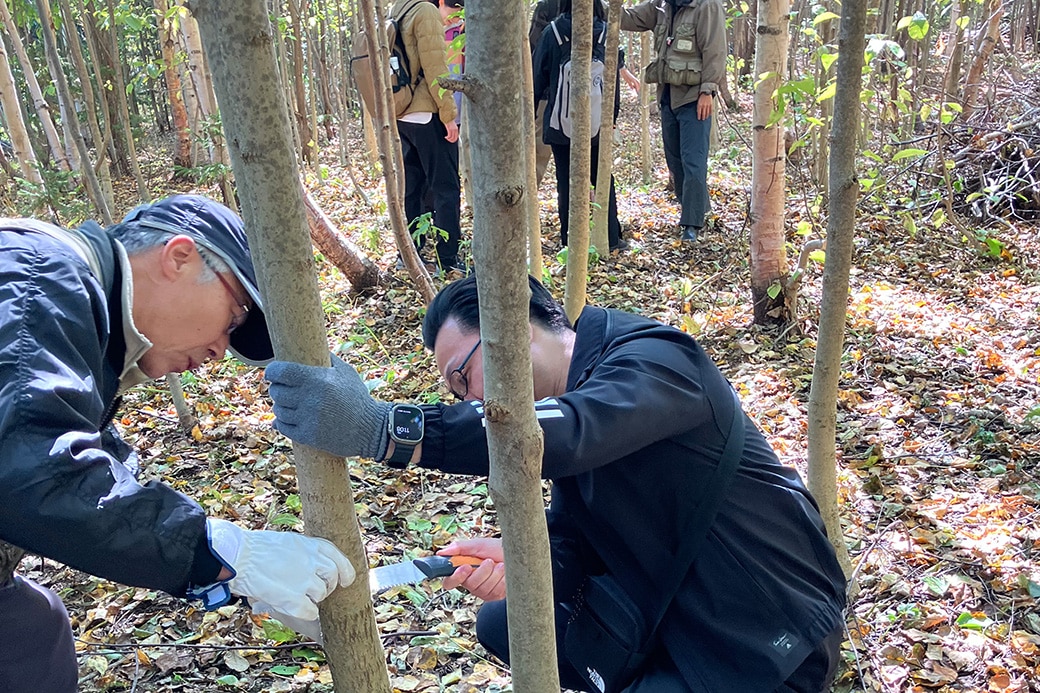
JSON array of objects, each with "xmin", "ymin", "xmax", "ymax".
[{"xmin": 120, "ymin": 195, "xmax": 274, "ymax": 366}]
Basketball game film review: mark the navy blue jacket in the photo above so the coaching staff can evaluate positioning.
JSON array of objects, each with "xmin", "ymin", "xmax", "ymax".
[
  {"xmin": 0, "ymin": 221, "xmax": 219, "ymax": 595},
  {"xmin": 418, "ymin": 306, "xmax": 847, "ymax": 690}
]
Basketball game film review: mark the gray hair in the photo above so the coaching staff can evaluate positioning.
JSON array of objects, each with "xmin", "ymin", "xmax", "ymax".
[{"xmin": 109, "ymin": 224, "xmax": 230, "ymax": 283}]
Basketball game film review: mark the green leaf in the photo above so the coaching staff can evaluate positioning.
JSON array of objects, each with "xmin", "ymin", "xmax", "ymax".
[
  {"xmin": 269, "ymin": 665, "xmax": 301, "ymax": 676},
  {"xmin": 809, "ymin": 249, "xmax": 826, "ymax": 264},
  {"xmin": 892, "ymin": 148, "xmax": 928, "ymax": 161},
  {"xmin": 923, "ymin": 575, "xmax": 947, "ymax": 596},
  {"xmin": 766, "ymin": 281, "xmax": 782, "ymax": 300},
  {"xmin": 820, "ymin": 51, "xmax": 839, "ymax": 72},
  {"xmin": 262, "ymin": 619, "xmax": 298, "ymax": 644},
  {"xmin": 270, "ymin": 513, "xmax": 302, "ymax": 526},
  {"xmin": 813, "ymin": 10, "xmax": 840, "ymax": 24},
  {"xmin": 956, "ymin": 612, "xmax": 993, "ymax": 631},
  {"xmin": 215, "ymin": 675, "xmax": 240, "ymax": 687},
  {"xmin": 817, "ymin": 82, "xmax": 836, "ymax": 102},
  {"xmin": 291, "ymin": 647, "xmax": 326, "ymax": 662},
  {"xmin": 286, "ymin": 494, "xmax": 302, "ymax": 511}
]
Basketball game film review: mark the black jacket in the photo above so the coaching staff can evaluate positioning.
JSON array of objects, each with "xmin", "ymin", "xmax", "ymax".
[
  {"xmin": 0, "ymin": 221, "xmax": 219, "ymax": 596},
  {"xmin": 418, "ymin": 306, "xmax": 847, "ymax": 690}
]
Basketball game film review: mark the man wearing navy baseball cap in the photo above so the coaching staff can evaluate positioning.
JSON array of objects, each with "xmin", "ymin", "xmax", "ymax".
[{"xmin": 0, "ymin": 195, "xmax": 353, "ymax": 693}]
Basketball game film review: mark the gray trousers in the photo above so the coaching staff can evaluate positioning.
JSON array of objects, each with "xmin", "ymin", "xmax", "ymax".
[{"xmin": 0, "ymin": 575, "xmax": 77, "ymax": 692}]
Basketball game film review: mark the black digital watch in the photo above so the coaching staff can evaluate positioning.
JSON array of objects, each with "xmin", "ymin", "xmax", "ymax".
[{"xmin": 386, "ymin": 404, "xmax": 424, "ymax": 468}]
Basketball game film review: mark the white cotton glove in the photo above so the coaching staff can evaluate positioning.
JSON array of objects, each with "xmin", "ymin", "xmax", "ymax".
[
  {"xmin": 252, "ymin": 601, "xmax": 324, "ymax": 645},
  {"xmin": 206, "ymin": 519, "xmax": 355, "ymax": 621}
]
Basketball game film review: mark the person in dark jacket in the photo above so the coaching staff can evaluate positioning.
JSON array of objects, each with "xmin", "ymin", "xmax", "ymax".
[
  {"xmin": 533, "ymin": 0, "xmax": 625, "ymax": 253},
  {"xmin": 0, "ymin": 196, "xmax": 355, "ymax": 693},
  {"xmin": 265, "ymin": 275, "xmax": 848, "ymax": 692}
]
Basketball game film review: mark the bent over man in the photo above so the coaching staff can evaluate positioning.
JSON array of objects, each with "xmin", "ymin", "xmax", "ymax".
[
  {"xmin": 266, "ymin": 276, "xmax": 847, "ymax": 692},
  {"xmin": 0, "ymin": 196, "xmax": 354, "ymax": 693}
]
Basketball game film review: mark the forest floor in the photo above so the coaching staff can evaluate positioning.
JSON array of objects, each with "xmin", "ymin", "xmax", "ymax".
[{"xmin": 19, "ymin": 69, "xmax": 1040, "ymax": 692}]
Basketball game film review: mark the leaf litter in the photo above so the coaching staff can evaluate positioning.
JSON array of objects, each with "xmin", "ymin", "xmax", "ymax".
[{"xmin": 16, "ymin": 82, "xmax": 1040, "ymax": 693}]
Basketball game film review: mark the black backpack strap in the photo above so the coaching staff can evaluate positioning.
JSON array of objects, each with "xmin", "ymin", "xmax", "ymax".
[{"xmin": 393, "ymin": 0, "xmax": 427, "ymax": 86}]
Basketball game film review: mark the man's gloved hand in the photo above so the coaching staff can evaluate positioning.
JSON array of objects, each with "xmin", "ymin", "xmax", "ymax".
[
  {"xmin": 207, "ymin": 519, "xmax": 355, "ymax": 621},
  {"xmin": 265, "ymin": 356, "xmax": 391, "ymax": 460}
]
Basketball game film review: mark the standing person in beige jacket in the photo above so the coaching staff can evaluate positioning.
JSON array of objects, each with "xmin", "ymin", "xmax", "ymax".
[{"xmin": 392, "ymin": 0, "xmax": 466, "ymax": 274}]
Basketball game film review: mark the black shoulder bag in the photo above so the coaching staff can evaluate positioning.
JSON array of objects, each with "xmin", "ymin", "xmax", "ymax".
[{"xmin": 564, "ymin": 388, "xmax": 746, "ymax": 693}]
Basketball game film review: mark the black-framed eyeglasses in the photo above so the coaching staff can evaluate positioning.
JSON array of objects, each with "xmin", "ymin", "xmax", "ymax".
[
  {"xmin": 213, "ymin": 271, "xmax": 250, "ymax": 334},
  {"xmin": 448, "ymin": 339, "xmax": 481, "ymax": 400}
]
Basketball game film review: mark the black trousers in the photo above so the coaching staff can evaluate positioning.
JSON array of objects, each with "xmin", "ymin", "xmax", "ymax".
[
  {"xmin": 0, "ymin": 575, "xmax": 78, "ymax": 693},
  {"xmin": 475, "ymin": 598, "xmax": 843, "ymax": 692},
  {"xmin": 550, "ymin": 139, "xmax": 621, "ymax": 251},
  {"xmin": 398, "ymin": 117, "xmax": 462, "ymax": 265}
]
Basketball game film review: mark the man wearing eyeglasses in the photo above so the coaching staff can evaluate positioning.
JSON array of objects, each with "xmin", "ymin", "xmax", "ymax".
[
  {"xmin": 0, "ymin": 196, "xmax": 354, "ymax": 693},
  {"xmin": 266, "ymin": 275, "xmax": 847, "ymax": 693}
]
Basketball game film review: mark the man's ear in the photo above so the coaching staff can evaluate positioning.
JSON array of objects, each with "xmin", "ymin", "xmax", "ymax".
[{"xmin": 158, "ymin": 235, "xmax": 199, "ymax": 279}]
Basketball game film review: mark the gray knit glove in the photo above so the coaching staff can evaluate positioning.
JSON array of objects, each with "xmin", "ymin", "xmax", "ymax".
[{"xmin": 265, "ymin": 356, "xmax": 390, "ymax": 459}]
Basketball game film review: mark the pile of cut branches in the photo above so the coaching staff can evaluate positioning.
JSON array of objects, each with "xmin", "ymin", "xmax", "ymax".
[{"xmin": 949, "ymin": 83, "xmax": 1040, "ymax": 223}]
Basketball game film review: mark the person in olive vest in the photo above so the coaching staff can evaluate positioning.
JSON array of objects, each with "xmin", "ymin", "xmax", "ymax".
[{"xmin": 622, "ymin": 0, "xmax": 726, "ymax": 243}]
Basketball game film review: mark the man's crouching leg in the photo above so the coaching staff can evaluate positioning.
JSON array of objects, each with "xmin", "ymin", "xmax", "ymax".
[
  {"xmin": 0, "ymin": 575, "xmax": 78, "ymax": 693},
  {"xmin": 475, "ymin": 598, "xmax": 592, "ymax": 691}
]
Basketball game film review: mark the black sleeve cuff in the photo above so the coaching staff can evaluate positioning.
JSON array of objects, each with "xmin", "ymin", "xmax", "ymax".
[{"xmin": 187, "ymin": 529, "xmax": 224, "ymax": 589}]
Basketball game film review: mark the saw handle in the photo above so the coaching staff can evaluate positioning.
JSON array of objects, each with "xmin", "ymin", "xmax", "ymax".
[{"xmin": 413, "ymin": 555, "xmax": 483, "ymax": 578}]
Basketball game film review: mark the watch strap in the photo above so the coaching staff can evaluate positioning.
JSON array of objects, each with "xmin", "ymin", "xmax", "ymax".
[{"xmin": 386, "ymin": 441, "xmax": 415, "ymax": 468}]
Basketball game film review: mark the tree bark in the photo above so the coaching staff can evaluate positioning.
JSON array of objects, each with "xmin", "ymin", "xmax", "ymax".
[
  {"xmin": 807, "ymin": 0, "xmax": 864, "ymax": 582},
  {"xmin": 186, "ymin": 2, "xmax": 392, "ymax": 691},
  {"xmin": 467, "ymin": 0, "xmax": 561, "ymax": 687},
  {"xmin": 563, "ymin": 0, "xmax": 593, "ymax": 322},
  {"xmin": 34, "ymin": 0, "xmax": 112, "ymax": 224},
  {"xmin": 639, "ymin": 31, "xmax": 652, "ymax": 185},
  {"xmin": 0, "ymin": 28, "xmax": 45, "ymax": 189},
  {"xmin": 104, "ymin": 0, "xmax": 151, "ymax": 200},
  {"xmin": 592, "ymin": 0, "xmax": 621, "ymax": 254},
  {"xmin": 749, "ymin": 0, "xmax": 793, "ymax": 327},
  {"xmin": 0, "ymin": 0, "xmax": 71, "ymax": 172},
  {"xmin": 155, "ymin": 0, "xmax": 193, "ymax": 170},
  {"xmin": 521, "ymin": 31, "xmax": 543, "ymax": 276},
  {"xmin": 58, "ymin": 0, "xmax": 116, "ymax": 213},
  {"xmin": 358, "ymin": 0, "xmax": 433, "ymax": 301},
  {"xmin": 288, "ymin": 0, "xmax": 317, "ymax": 165},
  {"xmin": 961, "ymin": 0, "xmax": 1003, "ymax": 117},
  {"xmin": 302, "ymin": 186, "xmax": 381, "ymax": 291}
]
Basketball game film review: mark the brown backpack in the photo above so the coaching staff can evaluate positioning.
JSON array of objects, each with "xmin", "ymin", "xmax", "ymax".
[{"xmin": 350, "ymin": 1, "xmax": 425, "ymax": 118}]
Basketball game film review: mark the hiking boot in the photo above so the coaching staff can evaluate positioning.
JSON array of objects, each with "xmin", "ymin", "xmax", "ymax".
[
  {"xmin": 680, "ymin": 225, "xmax": 700, "ymax": 242},
  {"xmin": 610, "ymin": 238, "xmax": 631, "ymax": 253}
]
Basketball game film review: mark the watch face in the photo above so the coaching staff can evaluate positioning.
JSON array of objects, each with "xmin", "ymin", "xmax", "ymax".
[{"xmin": 391, "ymin": 406, "xmax": 424, "ymax": 444}]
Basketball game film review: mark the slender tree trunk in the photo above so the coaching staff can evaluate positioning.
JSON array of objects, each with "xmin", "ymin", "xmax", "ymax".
[
  {"xmin": 301, "ymin": 186, "xmax": 381, "ymax": 290},
  {"xmin": 592, "ymin": 0, "xmax": 621, "ymax": 254},
  {"xmin": 639, "ymin": 32, "xmax": 652, "ymax": 185},
  {"xmin": 521, "ymin": 32, "xmax": 543, "ymax": 276},
  {"xmin": 59, "ymin": 0, "xmax": 115, "ymax": 212},
  {"xmin": 0, "ymin": 0, "xmax": 71, "ymax": 172},
  {"xmin": 288, "ymin": 0, "xmax": 316, "ymax": 164},
  {"xmin": 104, "ymin": 0, "xmax": 151, "ymax": 199},
  {"xmin": 0, "ymin": 32, "xmax": 45, "ymax": 189},
  {"xmin": 80, "ymin": 0, "xmax": 124, "ymax": 177},
  {"xmin": 807, "ymin": 0, "xmax": 864, "ymax": 581},
  {"xmin": 563, "ymin": 0, "xmax": 593, "ymax": 322},
  {"xmin": 155, "ymin": 0, "xmax": 193, "ymax": 169},
  {"xmin": 961, "ymin": 0, "xmax": 1003, "ymax": 117},
  {"xmin": 467, "ymin": 0, "xmax": 561, "ymax": 687},
  {"xmin": 358, "ymin": 0, "xmax": 434, "ymax": 300},
  {"xmin": 35, "ymin": 0, "xmax": 112, "ymax": 224},
  {"xmin": 749, "ymin": 0, "xmax": 793, "ymax": 327},
  {"xmin": 187, "ymin": 3, "xmax": 392, "ymax": 691}
]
